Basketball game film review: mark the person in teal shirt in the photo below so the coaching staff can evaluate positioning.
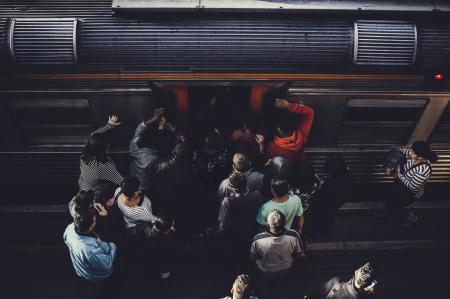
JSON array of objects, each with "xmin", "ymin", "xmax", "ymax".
[{"xmin": 256, "ymin": 178, "xmax": 304, "ymax": 234}]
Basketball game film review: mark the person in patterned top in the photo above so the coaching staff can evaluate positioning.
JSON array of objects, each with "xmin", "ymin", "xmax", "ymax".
[{"xmin": 78, "ymin": 115, "xmax": 123, "ymax": 196}]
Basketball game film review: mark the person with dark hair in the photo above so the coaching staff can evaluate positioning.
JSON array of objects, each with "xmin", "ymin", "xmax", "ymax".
[
  {"xmin": 256, "ymin": 178, "xmax": 304, "ymax": 234},
  {"xmin": 267, "ymin": 98, "xmax": 314, "ymax": 162},
  {"xmin": 194, "ymin": 129, "xmax": 231, "ymax": 191},
  {"xmin": 229, "ymin": 112, "xmax": 265, "ymax": 169},
  {"xmin": 145, "ymin": 214, "xmax": 179, "ymax": 282},
  {"xmin": 385, "ymin": 141, "xmax": 437, "ymax": 227},
  {"xmin": 251, "ymin": 210, "xmax": 303, "ymax": 296},
  {"xmin": 221, "ymin": 274, "xmax": 259, "ymax": 299},
  {"xmin": 151, "ymin": 143, "xmax": 212, "ymax": 243},
  {"xmin": 129, "ymin": 108, "xmax": 181, "ymax": 193},
  {"xmin": 63, "ymin": 206, "xmax": 117, "ymax": 282},
  {"xmin": 79, "ymin": 115, "xmax": 123, "ymax": 195},
  {"xmin": 305, "ymin": 262, "xmax": 376, "ymax": 299},
  {"xmin": 68, "ymin": 189, "xmax": 96, "ymax": 219},
  {"xmin": 68, "ymin": 188, "xmax": 119, "ymax": 243},
  {"xmin": 218, "ymin": 153, "xmax": 263, "ymax": 200},
  {"xmin": 217, "ymin": 172, "xmax": 263, "ymax": 262},
  {"xmin": 115, "ymin": 176, "xmax": 157, "ymax": 239},
  {"xmin": 306, "ymin": 154, "xmax": 352, "ymax": 238},
  {"xmin": 261, "ymin": 156, "xmax": 292, "ymax": 198}
]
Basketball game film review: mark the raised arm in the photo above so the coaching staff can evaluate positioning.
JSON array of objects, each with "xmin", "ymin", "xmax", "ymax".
[
  {"xmin": 275, "ymin": 99, "xmax": 314, "ymax": 142},
  {"xmin": 287, "ymin": 102, "xmax": 314, "ymax": 143},
  {"xmin": 91, "ymin": 115, "xmax": 121, "ymax": 136},
  {"xmin": 129, "ymin": 108, "xmax": 165, "ymax": 153}
]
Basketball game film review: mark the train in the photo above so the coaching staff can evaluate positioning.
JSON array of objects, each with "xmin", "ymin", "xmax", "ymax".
[{"xmin": 0, "ymin": 0, "xmax": 449, "ymax": 204}]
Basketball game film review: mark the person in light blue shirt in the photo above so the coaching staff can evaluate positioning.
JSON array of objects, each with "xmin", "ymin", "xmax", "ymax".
[{"xmin": 63, "ymin": 205, "xmax": 117, "ymax": 282}]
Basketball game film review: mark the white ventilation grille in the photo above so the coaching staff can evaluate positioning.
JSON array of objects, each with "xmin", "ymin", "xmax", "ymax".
[
  {"xmin": 9, "ymin": 18, "xmax": 78, "ymax": 64},
  {"xmin": 354, "ymin": 20, "xmax": 417, "ymax": 66}
]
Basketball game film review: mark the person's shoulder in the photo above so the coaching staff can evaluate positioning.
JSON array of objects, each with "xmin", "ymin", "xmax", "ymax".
[
  {"xmin": 114, "ymin": 187, "xmax": 122, "ymax": 196},
  {"xmin": 284, "ymin": 229, "xmax": 301, "ymax": 239},
  {"xmin": 249, "ymin": 169, "xmax": 263, "ymax": 178},
  {"xmin": 253, "ymin": 231, "xmax": 272, "ymax": 242},
  {"xmin": 288, "ymin": 194, "xmax": 301, "ymax": 202},
  {"xmin": 64, "ymin": 222, "xmax": 75, "ymax": 236},
  {"xmin": 249, "ymin": 190, "xmax": 263, "ymax": 200}
]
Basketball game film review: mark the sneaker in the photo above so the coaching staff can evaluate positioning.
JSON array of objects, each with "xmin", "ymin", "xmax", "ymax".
[{"xmin": 400, "ymin": 212, "xmax": 418, "ymax": 227}]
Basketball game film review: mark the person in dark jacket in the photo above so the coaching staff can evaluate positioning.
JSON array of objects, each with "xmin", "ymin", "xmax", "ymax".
[
  {"xmin": 306, "ymin": 154, "xmax": 352, "ymax": 238},
  {"xmin": 129, "ymin": 108, "xmax": 181, "ymax": 194},
  {"xmin": 305, "ymin": 262, "xmax": 377, "ymax": 299}
]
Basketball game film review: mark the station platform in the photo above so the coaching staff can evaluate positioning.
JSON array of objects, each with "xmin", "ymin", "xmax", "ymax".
[{"xmin": 1, "ymin": 201, "xmax": 449, "ymax": 299}]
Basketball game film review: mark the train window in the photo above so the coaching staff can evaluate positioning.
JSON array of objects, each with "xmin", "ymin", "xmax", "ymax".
[
  {"xmin": 429, "ymin": 102, "xmax": 450, "ymax": 144},
  {"xmin": 336, "ymin": 98, "xmax": 427, "ymax": 145},
  {"xmin": 5, "ymin": 98, "xmax": 92, "ymax": 147}
]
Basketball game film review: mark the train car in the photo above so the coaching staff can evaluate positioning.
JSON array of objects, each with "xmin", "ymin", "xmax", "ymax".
[{"xmin": 0, "ymin": 0, "xmax": 449, "ymax": 203}]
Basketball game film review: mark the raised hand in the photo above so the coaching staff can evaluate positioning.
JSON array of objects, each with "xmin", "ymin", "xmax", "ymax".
[
  {"xmin": 153, "ymin": 107, "xmax": 165, "ymax": 119},
  {"xmin": 108, "ymin": 115, "xmax": 121, "ymax": 127}
]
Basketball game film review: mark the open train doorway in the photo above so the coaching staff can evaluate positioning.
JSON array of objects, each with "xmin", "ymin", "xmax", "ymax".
[{"xmin": 188, "ymin": 86, "xmax": 251, "ymax": 144}]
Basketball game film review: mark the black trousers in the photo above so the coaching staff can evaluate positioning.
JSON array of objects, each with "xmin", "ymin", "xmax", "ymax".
[
  {"xmin": 127, "ymin": 223, "xmax": 180, "ymax": 274},
  {"xmin": 386, "ymin": 180, "xmax": 415, "ymax": 223}
]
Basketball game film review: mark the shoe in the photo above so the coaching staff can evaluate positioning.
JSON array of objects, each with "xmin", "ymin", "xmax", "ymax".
[{"xmin": 400, "ymin": 212, "xmax": 418, "ymax": 227}]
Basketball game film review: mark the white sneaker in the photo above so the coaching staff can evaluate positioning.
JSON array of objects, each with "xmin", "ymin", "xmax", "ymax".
[{"xmin": 400, "ymin": 212, "xmax": 418, "ymax": 227}]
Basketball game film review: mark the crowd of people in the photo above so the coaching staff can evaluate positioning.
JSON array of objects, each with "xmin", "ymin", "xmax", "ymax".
[{"xmin": 63, "ymin": 95, "xmax": 437, "ymax": 298}]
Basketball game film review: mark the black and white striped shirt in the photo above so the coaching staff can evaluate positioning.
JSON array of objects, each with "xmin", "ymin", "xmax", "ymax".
[
  {"xmin": 397, "ymin": 147, "xmax": 432, "ymax": 199},
  {"xmin": 114, "ymin": 188, "xmax": 157, "ymax": 228},
  {"xmin": 78, "ymin": 124, "xmax": 123, "ymax": 191}
]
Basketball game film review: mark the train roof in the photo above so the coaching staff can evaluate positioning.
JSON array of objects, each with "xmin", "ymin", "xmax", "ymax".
[{"xmin": 112, "ymin": 0, "xmax": 450, "ymax": 14}]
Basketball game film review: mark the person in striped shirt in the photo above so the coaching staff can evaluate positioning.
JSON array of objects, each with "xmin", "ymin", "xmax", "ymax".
[
  {"xmin": 78, "ymin": 115, "xmax": 123, "ymax": 196},
  {"xmin": 115, "ymin": 176, "xmax": 157, "ymax": 238},
  {"xmin": 388, "ymin": 141, "xmax": 437, "ymax": 227}
]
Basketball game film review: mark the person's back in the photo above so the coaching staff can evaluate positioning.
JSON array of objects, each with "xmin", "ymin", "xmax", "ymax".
[
  {"xmin": 256, "ymin": 178, "xmax": 304, "ymax": 232},
  {"xmin": 267, "ymin": 99, "xmax": 314, "ymax": 162},
  {"xmin": 63, "ymin": 208, "xmax": 117, "ymax": 282},
  {"xmin": 251, "ymin": 229, "xmax": 301, "ymax": 272},
  {"xmin": 251, "ymin": 210, "xmax": 302, "ymax": 296},
  {"xmin": 220, "ymin": 191, "xmax": 263, "ymax": 239},
  {"xmin": 219, "ymin": 171, "xmax": 263, "ymax": 200},
  {"xmin": 115, "ymin": 177, "xmax": 157, "ymax": 229},
  {"xmin": 79, "ymin": 115, "xmax": 123, "ymax": 194},
  {"xmin": 153, "ymin": 148, "xmax": 213, "ymax": 242},
  {"xmin": 308, "ymin": 155, "xmax": 352, "ymax": 237}
]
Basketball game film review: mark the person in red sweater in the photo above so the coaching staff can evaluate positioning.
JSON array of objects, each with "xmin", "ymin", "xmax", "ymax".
[{"xmin": 267, "ymin": 99, "xmax": 314, "ymax": 162}]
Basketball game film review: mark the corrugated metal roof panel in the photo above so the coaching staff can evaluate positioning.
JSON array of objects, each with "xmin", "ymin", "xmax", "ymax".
[
  {"xmin": 10, "ymin": 18, "xmax": 78, "ymax": 64},
  {"xmin": 354, "ymin": 20, "xmax": 417, "ymax": 66},
  {"xmin": 418, "ymin": 23, "xmax": 450, "ymax": 68},
  {"xmin": 80, "ymin": 19, "xmax": 353, "ymax": 69}
]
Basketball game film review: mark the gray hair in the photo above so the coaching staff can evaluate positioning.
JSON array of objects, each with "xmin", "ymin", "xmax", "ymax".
[{"xmin": 267, "ymin": 210, "xmax": 286, "ymax": 233}]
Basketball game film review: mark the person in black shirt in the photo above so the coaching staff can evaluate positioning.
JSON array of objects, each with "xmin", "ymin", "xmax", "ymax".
[{"xmin": 305, "ymin": 262, "xmax": 377, "ymax": 299}]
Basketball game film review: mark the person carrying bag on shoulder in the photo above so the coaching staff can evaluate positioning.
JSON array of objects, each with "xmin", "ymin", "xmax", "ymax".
[{"xmin": 383, "ymin": 141, "xmax": 437, "ymax": 227}]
